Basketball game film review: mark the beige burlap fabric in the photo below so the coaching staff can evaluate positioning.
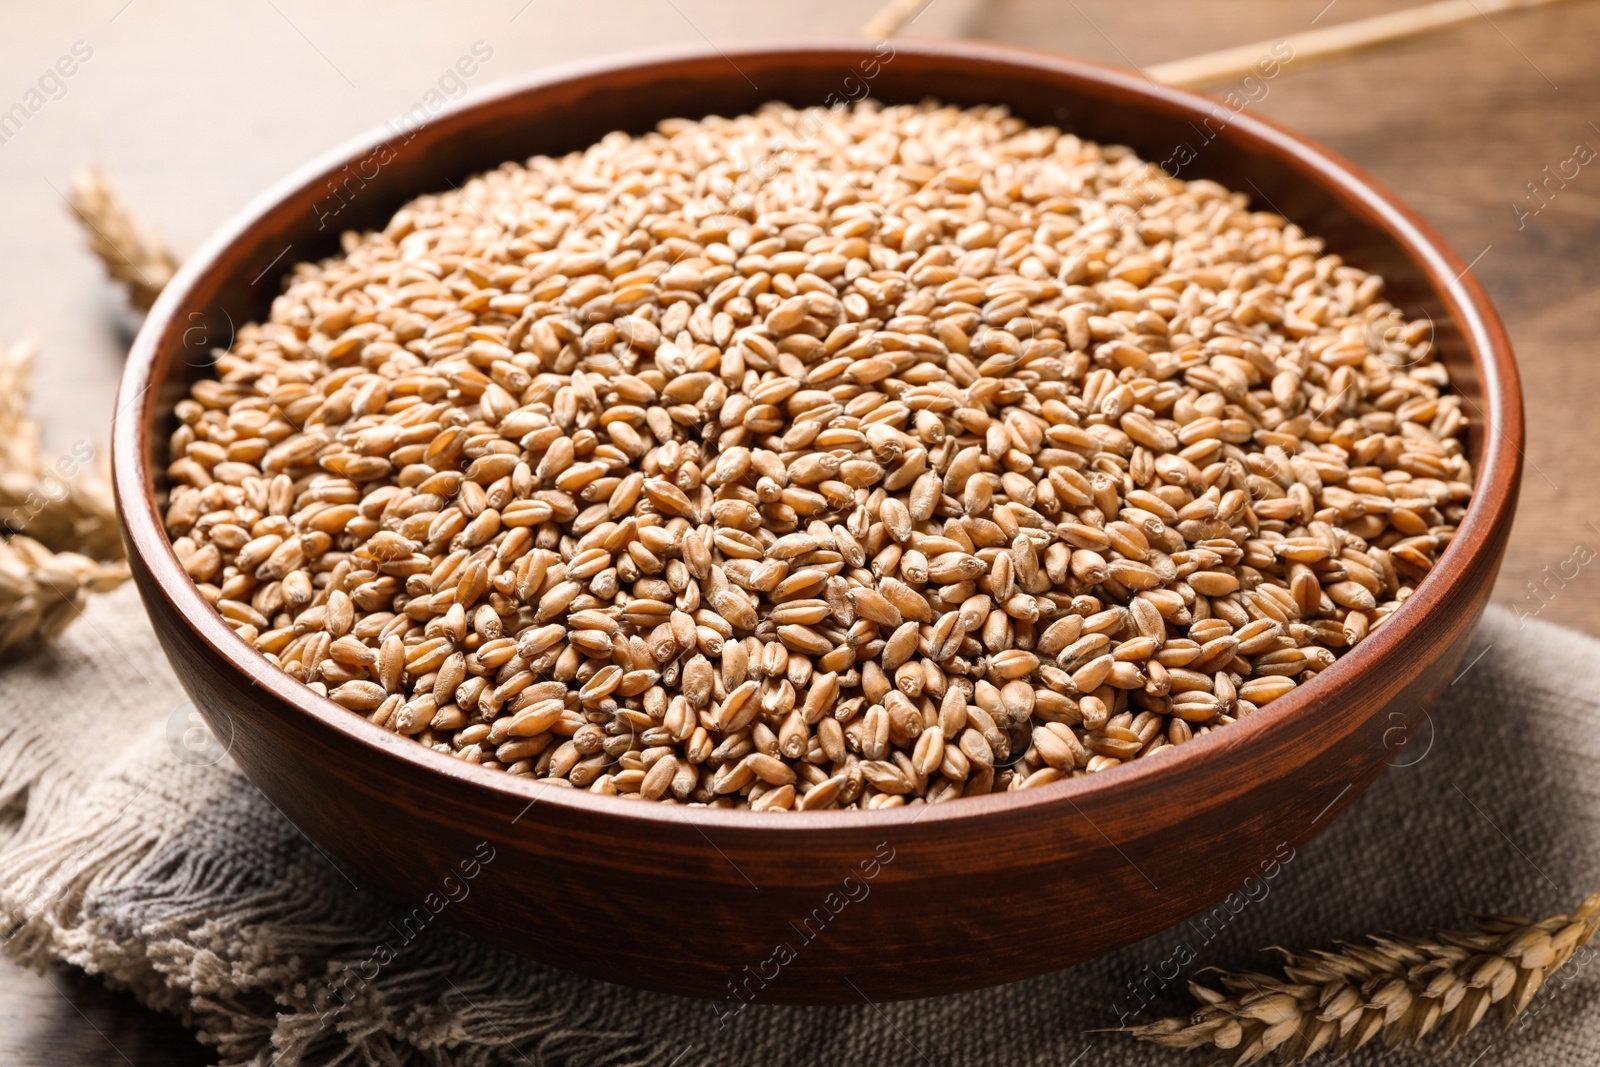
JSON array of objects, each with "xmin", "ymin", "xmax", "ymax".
[{"xmin": 0, "ymin": 583, "xmax": 1595, "ymax": 1066}]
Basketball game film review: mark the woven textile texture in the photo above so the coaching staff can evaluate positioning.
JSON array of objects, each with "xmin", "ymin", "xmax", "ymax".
[{"xmin": 0, "ymin": 584, "xmax": 1595, "ymax": 1066}]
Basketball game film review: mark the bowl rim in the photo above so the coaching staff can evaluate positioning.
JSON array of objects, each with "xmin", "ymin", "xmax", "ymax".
[{"xmin": 112, "ymin": 37, "xmax": 1522, "ymax": 837}]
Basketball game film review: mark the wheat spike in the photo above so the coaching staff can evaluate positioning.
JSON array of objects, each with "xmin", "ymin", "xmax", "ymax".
[
  {"xmin": 1122, "ymin": 891, "xmax": 1600, "ymax": 1064},
  {"xmin": 0, "ymin": 171, "xmax": 159, "ymax": 653},
  {"xmin": 0, "ymin": 339, "xmax": 42, "ymax": 475},
  {"xmin": 0, "ymin": 535, "xmax": 127, "ymax": 657},
  {"xmin": 67, "ymin": 169, "xmax": 180, "ymax": 312},
  {"xmin": 0, "ymin": 341, "xmax": 127, "ymax": 655},
  {"xmin": 0, "ymin": 339, "xmax": 123, "ymax": 561}
]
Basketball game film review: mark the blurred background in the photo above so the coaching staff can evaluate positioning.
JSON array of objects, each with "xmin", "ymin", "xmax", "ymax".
[{"xmin": 2, "ymin": 0, "xmax": 1597, "ymax": 1061}]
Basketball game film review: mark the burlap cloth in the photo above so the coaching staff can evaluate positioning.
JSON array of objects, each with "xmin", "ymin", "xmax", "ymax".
[{"xmin": 0, "ymin": 584, "xmax": 1595, "ymax": 1066}]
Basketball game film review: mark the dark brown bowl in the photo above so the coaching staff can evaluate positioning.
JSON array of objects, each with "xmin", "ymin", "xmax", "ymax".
[{"xmin": 111, "ymin": 40, "xmax": 1522, "ymax": 1004}]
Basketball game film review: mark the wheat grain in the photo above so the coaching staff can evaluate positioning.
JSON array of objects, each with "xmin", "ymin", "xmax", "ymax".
[
  {"xmin": 162, "ymin": 101, "xmax": 1472, "ymax": 809},
  {"xmin": 1122, "ymin": 891, "xmax": 1600, "ymax": 1063}
]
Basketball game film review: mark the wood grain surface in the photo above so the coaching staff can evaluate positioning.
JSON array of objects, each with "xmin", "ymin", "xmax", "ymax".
[{"xmin": 2, "ymin": 0, "xmax": 1595, "ymax": 1061}]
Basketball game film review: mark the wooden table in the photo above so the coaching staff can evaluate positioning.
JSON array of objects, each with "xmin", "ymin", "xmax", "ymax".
[{"xmin": 1, "ymin": 0, "xmax": 1596, "ymax": 1061}]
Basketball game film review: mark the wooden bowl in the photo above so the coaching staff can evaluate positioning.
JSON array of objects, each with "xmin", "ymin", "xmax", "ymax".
[{"xmin": 112, "ymin": 41, "xmax": 1522, "ymax": 1004}]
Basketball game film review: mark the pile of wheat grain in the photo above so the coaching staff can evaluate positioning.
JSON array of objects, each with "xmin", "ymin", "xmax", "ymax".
[{"xmin": 162, "ymin": 100, "xmax": 1471, "ymax": 811}]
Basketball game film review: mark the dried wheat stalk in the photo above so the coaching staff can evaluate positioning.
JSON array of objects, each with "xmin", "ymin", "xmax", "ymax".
[
  {"xmin": 0, "ymin": 174, "xmax": 159, "ymax": 654},
  {"xmin": 0, "ymin": 338, "xmax": 42, "ymax": 475},
  {"xmin": 0, "ymin": 535, "xmax": 128, "ymax": 657},
  {"xmin": 1124, "ymin": 891, "xmax": 1600, "ymax": 1064},
  {"xmin": 0, "ymin": 340, "xmax": 123, "ymax": 561},
  {"xmin": 68, "ymin": 169, "xmax": 181, "ymax": 312},
  {"xmin": 0, "ymin": 342, "xmax": 127, "ymax": 653},
  {"xmin": 1146, "ymin": 0, "xmax": 1576, "ymax": 88},
  {"xmin": 859, "ymin": 0, "xmax": 935, "ymax": 40},
  {"xmin": 859, "ymin": 0, "xmax": 1576, "ymax": 87}
]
